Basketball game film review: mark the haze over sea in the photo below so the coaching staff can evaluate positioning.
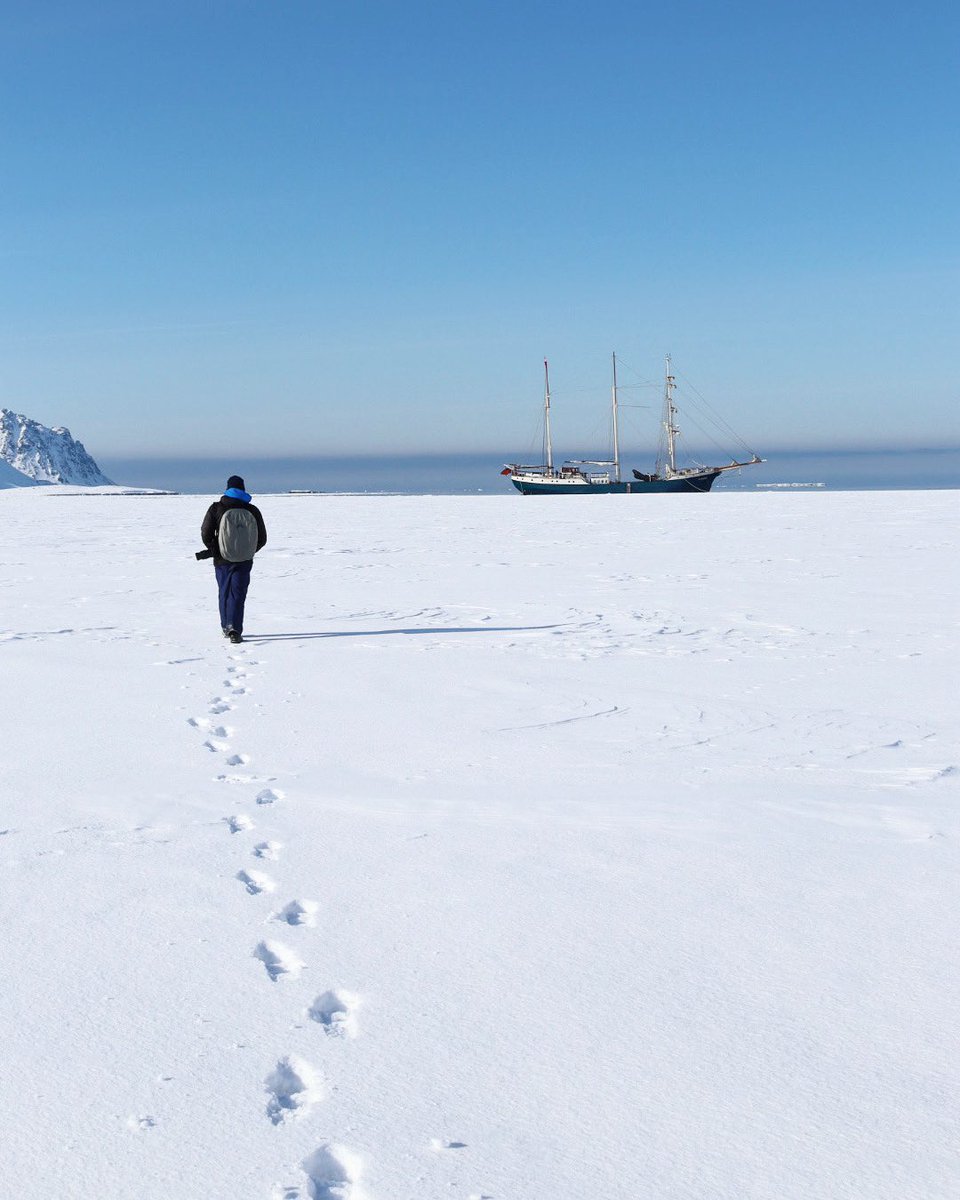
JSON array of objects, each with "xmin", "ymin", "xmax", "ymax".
[{"xmin": 99, "ymin": 447, "xmax": 960, "ymax": 496}]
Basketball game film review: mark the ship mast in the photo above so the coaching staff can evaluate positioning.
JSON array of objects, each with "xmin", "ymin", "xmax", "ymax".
[
  {"xmin": 543, "ymin": 358, "xmax": 553, "ymax": 473},
  {"xmin": 663, "ymin": 354, "xmax": 678, "ymax": 476},
  {"xmin": 611, "ymin": 351, "xmax": 621, "ymax": 483}
]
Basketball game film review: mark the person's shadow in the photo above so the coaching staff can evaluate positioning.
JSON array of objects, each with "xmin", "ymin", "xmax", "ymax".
[{"xmin": 243, "ymin": 623, "xmax": 559, "ymax": 643}]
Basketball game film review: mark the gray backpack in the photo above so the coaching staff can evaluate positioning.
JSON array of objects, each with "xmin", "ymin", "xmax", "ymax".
[{"xmin": 218, "ymin": 507, "xmax": 259, "ymax": 562}]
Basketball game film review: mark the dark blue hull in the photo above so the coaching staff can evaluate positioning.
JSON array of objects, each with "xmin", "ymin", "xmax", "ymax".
[{"xmin": 511, "ymin": 471, "xmax": 720, "ymax": 495}]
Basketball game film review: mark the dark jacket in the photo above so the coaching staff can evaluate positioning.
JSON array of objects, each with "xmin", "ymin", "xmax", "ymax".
[{"xmin": 201, "ymin": 495, "xmax": 268, "ymax": 566}]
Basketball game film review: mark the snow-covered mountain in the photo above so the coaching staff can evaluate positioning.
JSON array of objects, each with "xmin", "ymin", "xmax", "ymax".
[{"xmin": 0, "ymin": 408, "xmax": 113, "ymax": 486}]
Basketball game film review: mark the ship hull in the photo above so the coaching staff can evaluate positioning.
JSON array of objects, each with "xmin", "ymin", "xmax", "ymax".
[{"xmin": 511, "ymin": 471, "xmax": 720, "ymax": 495}]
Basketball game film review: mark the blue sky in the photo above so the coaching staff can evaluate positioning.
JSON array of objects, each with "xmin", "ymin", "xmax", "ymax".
[{"xmin": 0, "ymin": 0, "xmax": 956, "ymax": 457}]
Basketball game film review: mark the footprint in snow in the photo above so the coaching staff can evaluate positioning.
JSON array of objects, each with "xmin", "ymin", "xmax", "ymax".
[
  {"xmin": 256, "ymin": 787, "xmax": 284, "ymax": 805},
  {"xmin": 225, "ymin": 753, "xmax": 250, "ymax": 767},
  {"xmin": 274, "ymin": 899, "xmax": 318, "ymax": 927},
  {"xmin": 254, "ymin": 940, "xmax": 304, "ymax": 981},
  {"xmin": 308, "ymin": 989, "xmax": 360, "ymax": 1037},
  {"xmin": 265, "ymin": 1056, "xmax": 323, "ymax": 1125},
  {"xmin": 126, "ymin": 1115, "xmax": 156, "ymax": 1132},
  {"xmin": 253, "ymin": 840, "xmax": 282, "ymax": 860},
  {"xmin": 302, "ymin": 1146, "xmax": 364, "ymax": 1200},
  {"xmin": 237, "ymin": 869, "xmax": 276, "ymax": 895},
  {"xmin": 209, "ymin": 699, "xmax": 233, "ymax": 715},
  {"xmin": 225, "ymin": 815, "xmax": 254, "ymax": 834},
  {"xmin": 188, "ymin": 714, "xmax": 231, "ymax": 742}
]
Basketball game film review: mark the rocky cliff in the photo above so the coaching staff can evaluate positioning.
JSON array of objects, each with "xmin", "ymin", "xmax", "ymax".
[{"xmin": 0, "ymin": 409, "xmax": 113, "ymax": 486}]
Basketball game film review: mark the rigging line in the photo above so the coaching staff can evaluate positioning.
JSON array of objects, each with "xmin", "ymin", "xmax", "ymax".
[
  {"xmin": 674, "ymin": 392, "xmax": 757, "ymax": 458},
  {"xmin": 671, "ymin": 435, "xmax": 713, "ymax": 471},
  {"xmin": 611, "ymin": 355, "xmax": 661, "ymax": 389},
  {"xmin": 673, "ymin": 394, "xmax": 750, "ymax": 445},
  {"xmin": 675, "ymin": 373, "xmax": 750, "ymax": 436},
  {"xmin": 675, "ymin": 407, "xmax": 752, "ymax": 460},
  {"xmin": 674, "ymin": 369, "xmax": 757, "ymax": 454},
  {"xmin": 550, "ymin": 386, "xmax": 612, "ymax": 396},
  {"xmin": 520, "ymin": 411, "xmax": 544, "ymax": 462},
  {"xmin": 616, "ymin": 420, "xmax": 650, "ymax": 458},
  {"xmin": 620, "ymin": 377, "xmax": 662, "ymax": 392},
  {"xmin": 585, "ymin": 412, "xmax": 612, "ymax": 454}
]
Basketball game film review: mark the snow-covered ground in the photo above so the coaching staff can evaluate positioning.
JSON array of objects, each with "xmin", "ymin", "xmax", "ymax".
[{"xmin": 2, "ymin": 488, "xmax": 958, "ymax": 1200}]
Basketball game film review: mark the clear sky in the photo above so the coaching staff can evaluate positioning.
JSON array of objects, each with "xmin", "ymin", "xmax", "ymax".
[{"xmin": 1, "ymin": 0, "xmax": 956, "ymax": 457}]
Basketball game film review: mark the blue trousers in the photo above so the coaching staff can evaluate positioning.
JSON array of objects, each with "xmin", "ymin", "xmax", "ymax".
[{"xmin": 215, "ymin": 561, "xmax": 252, "ymax": 634}]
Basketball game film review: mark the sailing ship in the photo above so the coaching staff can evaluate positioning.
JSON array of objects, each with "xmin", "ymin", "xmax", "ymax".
[{"xmin": 502, "ymin": 355, "xmax": 762, "ymax": 494}]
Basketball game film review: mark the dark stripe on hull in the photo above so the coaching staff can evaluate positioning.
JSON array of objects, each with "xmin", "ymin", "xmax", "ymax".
[{"xmin": 511, "ymin": 472, "xmax": 720, "ymax": 494}]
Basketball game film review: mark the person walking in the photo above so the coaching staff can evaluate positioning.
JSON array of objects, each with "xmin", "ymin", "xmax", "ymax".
[{"xmin": 201, "ymin": 475, "xmax": 267, "ymax": 643}]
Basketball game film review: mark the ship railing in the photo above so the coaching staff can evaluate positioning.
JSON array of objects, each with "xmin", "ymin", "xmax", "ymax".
[{"xmin": 509, "ymin": 464, "xmax": 595, "ymax": 480}]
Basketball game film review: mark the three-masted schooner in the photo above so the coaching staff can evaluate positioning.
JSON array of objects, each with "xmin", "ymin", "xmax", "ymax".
[{"xmin": 503, "ymin": 355, "xmax": 762, "ymax": 494}]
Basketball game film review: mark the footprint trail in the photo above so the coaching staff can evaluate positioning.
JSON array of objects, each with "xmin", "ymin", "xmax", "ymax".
[
  {"xmin": 254, "ymin": 940, "xmax": 304, "ymax": 982},
  {"xmin": 265, "ymin": 1056, "xmax": 323, "ymax": 1126},
  {"xmin": 256, "ymin": 787, "xmax": 284, "ymax": 806},
  {"xmin": 237, "ymin": 868, "xmax": 276, "ymax": 895},
  {"xmin": 302, "ymin": 1145, "xmax": 364, "ymax": 1200},
  {"xmin": 199, "ymin": 650, "xmax": 367, "ymax": 1189},
  {"xmin": 274, "ymin": 899, "xmax": 318, "ymax": 927},
  {"xmin": 308, "ymin": 990, "xmax": 361, "ymax": 1038}
]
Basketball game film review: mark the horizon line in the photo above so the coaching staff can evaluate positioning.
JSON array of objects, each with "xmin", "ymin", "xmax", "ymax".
[{"xmin": 98, "ymin": 443, "xmax": 960, "ymax": 462}]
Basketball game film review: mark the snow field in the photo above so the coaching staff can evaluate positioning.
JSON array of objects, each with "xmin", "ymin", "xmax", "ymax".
[{"xmin": 0, "ymin": 487, "xmax": 958, "ymax": 1199}]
